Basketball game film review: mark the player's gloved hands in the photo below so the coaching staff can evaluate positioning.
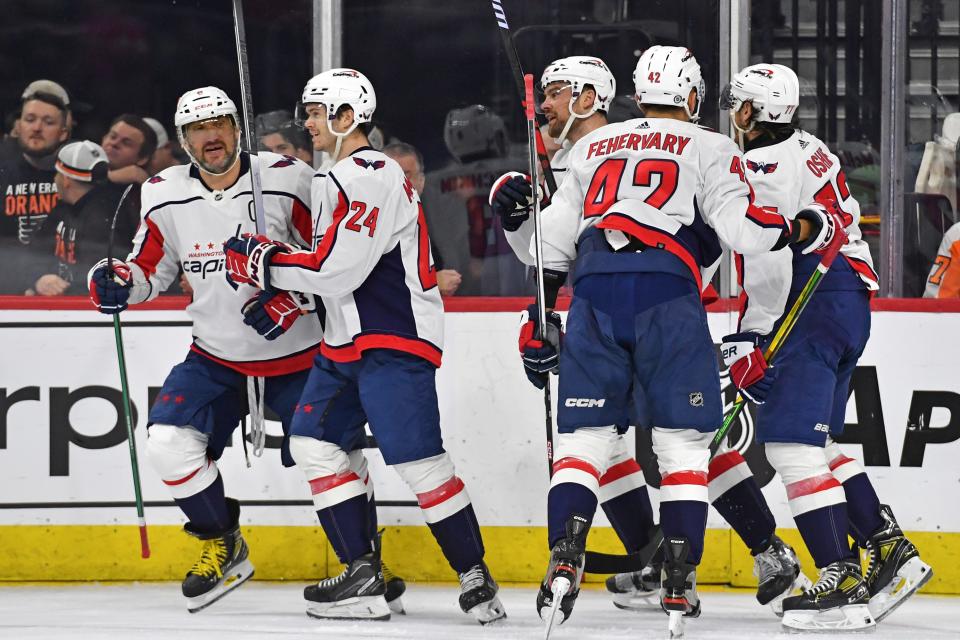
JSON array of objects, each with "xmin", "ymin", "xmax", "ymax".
[
  {"xmin": 721, "ymin": 332, "xmax": 778, "ymax": 404},
  {"xmin": 489, "ymin": 171, "xmax": 535, "ymax": 232},
  {"xmin": 223, "ymin": 234, "xmax": 288, "ymax": 290},
  {"xmin": 88, "ymin": 258, "xmax": 133, "ymax": 314},
  {"xmin": 795, "ymin": 204, "xmax": 849, "ymax": 255},
  {"xmin": 242, "ymin": 290, "xmax": 308, "ymax": 340},
  {"xmin": 518, "ymin": 303, "xmax": 563, "ymax": 389}
]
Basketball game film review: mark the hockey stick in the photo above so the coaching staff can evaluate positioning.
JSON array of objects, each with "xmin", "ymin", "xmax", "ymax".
[
  {"xmin": 490, "ymin": 0, "xmax": 558, "ymax": 198},
  {"xmin": 524, "ymin": 75, "xmax": 555, "ymax": 479},
  {"xmin": 232, "ymin": 0, "xmax": 266, "ymax": 235},
  {"xmin": 583, "ymin": 234, "xmax": 847, "ymax": 574},
  {"xmin": 106, "ymin": 184, "xmax": 150, "ymax": 559}
]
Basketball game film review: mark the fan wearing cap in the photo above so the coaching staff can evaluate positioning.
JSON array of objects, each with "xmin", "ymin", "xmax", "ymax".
[
  {"xmin": 32, "ymin": 141, "xmax": 135, "ymax": 296},
  {"xmin": 143, "ymin": 117, "xmax": 184, "ymax": 175},
  {"xmin": 0, "ymin": 80, "xmax": 75, "ymax": 294}
]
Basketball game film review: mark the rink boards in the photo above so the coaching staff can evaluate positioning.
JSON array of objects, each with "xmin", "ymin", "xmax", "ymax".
[{"xmin": 0, "ymin": 300, "xmax": 958, "ymax": 592}]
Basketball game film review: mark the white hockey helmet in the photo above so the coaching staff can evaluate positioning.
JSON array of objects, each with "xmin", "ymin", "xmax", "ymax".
[
  {"xmin": 540, "ymin": 56, "xmax": 617, "ymax": 144},
  {"xmin": 633, "ymin": 45, "xmax": 705, "ymax": 122},
  {"xmin": 297, "ymin": 68, "xmax": 376, "ymax": 158},
  {"xmin": 720, "ymin": 63, "xmax": 800, "ymax": 124},
  {"xmin": 443, "ymin": 105, "xmax": 507, "ymax": 162},
  {"xmin": 174, "ymin": 86, "xmax": 241, "ymax": 174}
]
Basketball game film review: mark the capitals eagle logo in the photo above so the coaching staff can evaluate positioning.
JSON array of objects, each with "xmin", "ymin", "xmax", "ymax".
[
  {"xmin": 354, "ymin": 158, "xmax": 386, "ymax": 170},
  {"xmin": 746, "ymin": 159, "xmax": 778, "ymax": 174}
]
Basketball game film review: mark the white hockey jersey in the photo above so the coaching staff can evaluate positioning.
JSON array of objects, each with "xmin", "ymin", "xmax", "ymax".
[
  {"xmin": 269, "ymin": 147, "xmax": 444, "ymax": 367},
  {"xmin": 737, "ymin": 130, "xmax": 879, "ymax": 334},
  {"xmin": 516, "ymin": 118, "xmax": 794, "ymax": 290},
  {"xmin": 125, "ymin": 152, "xmax": 321, "ymax": 375}
]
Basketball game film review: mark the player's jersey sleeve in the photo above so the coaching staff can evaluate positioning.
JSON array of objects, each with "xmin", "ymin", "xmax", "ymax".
[
  {"xmin": 269, "ymin": 167, "xmax": 406, "ymax": 297},
  {"xmin": 539, "ymin": 161, "xmax": 587, "ymax": 272},
  {"xmin": 124, "ymin": 180, "xmax": 182, "ymax": 303},
  {"xmin": 272, "ymin": 154, "xmax": 316, "ymax": 249},
  {"xmin": 925, "ymin": 222, "xmax": 960, "ymax": 298},
  {"xmin": 698, "ymin": 133, "xmax": 793, "ymax": 256}
]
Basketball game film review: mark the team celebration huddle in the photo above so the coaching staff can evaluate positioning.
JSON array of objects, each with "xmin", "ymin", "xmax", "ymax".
[{"xmin": 82, "ymin": 28, "xmax": 932, "ymax": 640}]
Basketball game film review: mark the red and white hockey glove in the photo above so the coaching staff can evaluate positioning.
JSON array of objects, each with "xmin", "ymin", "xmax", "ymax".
[
  {"xmin": 88, "ymin": 258, "xmax": 133, "ymax": 314},
  {"xmin": 242, "ymin": 290, "xmax": 311, "ymax": 340},
  {"xmin": 721, "ymin": 332, "xmax": 777, "ymax": 404},
  {"xmin": 518, "ymin": 303, "xmax": 563, "ymax": 389},
  {"xmin": 795, "ymin": 204, "xmax": 849, "ymax": 255},
  {"xmin": 223, "ymin": 234, "xmax": 290, "ymax": 290}
]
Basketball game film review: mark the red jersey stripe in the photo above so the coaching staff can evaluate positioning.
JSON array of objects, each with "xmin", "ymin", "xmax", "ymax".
[
  {"xmin": 599, "ymin": 459, "xmax": 643, "ymax": 486},
  {"xmin": 163, "ymin": 460, "xmax": 207, "ymax": 486},
  {"xmin": 785, "ymin": 473, "xmax": 841, "ymax": 500},
  {"xmin": 416, "ymin": 476, "xmax": 465, "ymax": 510},
  {"xmin": 308, "ymin": 471, "xmax": 362, "ymax": 495},
  {"xmin": 131, "ymin": 216, "xmax": 166, "ymax": 278},
  {"xmin": 597, "ymin": 214, "xmax": 702, "ymax": 290},
  {"xmin": 661, "ymin": 470, "xmax": 709, "ymax": 486},
  {"xmin": 828, "ymin": 455, "xmax": 855, "ymax": 471},
  {"xmin": 708, "ymin": 450, "xmax": 748, "ymax": 481},
  {"xmin": 190, "ymin": 342, "xmax": 319, "ymax": 376},
  {"xmin": 553, "ymin": 457, "xmax": 601, "ymax": 480}
]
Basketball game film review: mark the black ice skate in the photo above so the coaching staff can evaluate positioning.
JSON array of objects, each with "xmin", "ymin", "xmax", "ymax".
[
  {"xmin": 780, "ymin": 559, "xmax": 876, "ymax": 632},
  {"xmin": 605, "ymin": 551, "xmax": 663, "ymax": 612},
  {"xmin": 863, "ymin": 504, "xmax": 933, "ymax": 623},
  {"xmin": 375, "ymin": 530, "xmax": 407, "ymax": 615},
  {"xmin": 182, "ymin": 498, "xmax": 255, "ymax": 613},
  {"xmin": 304, "ymin": 542, "xmax": 390, "ymax": 621},
  {"xmin": 752, "ymin": 534, "xmax": 812, "ymax": 616},
  {"xmin": 537, "ymin": 514, "xmax": 589, "ymax": 639},
  {"xmin": 457, "ymin": 561, "xmax": 506, "ymax": 624},
  {"xmin": 660, "ymin": 537, "xmax": 700, "ymax": 639}
]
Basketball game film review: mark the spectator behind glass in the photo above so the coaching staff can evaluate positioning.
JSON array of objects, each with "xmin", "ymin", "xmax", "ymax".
[
  {"xmin": 383, "ymin": 141, "xmax": 462, "ymax": 296},
  {"xmin": 101, "ymin": 113, "xmax": 158, "ymax": 185},
  {"xmin": 33, "ymin": 140, "xmax": 137, "ymax": 296},
  {"xmin": 421, "ymin": 105, "xmax": 529, "ymax": 295},
  {"xmin": 925, "ymin": 220, "xmax": 960, "ymax": 299},
  {"xmin": 0, "ymin": 80, "xmax": 74, "ymax": 294},
  {"xmin": 143, "ymin": 117, "xmax": 185, "ymax": 175},
  {"xmin": 256, "ymin": 110, "xmax": 314, "ymax": 164}
]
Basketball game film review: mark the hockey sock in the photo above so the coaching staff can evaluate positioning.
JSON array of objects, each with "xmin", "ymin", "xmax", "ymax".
[
  {"xmin": 712, "ymin": 478, "xmax": 777, "ymax": 553},
  {"xmin": 794, "ymin": 503, "xmax": 856, "ymax": 567},
  {"xmin": 316, "ymin": 494, "xmax": 372, "ymax": 564},
  {"xmin": 841, "ymin": 474, "xmax": 883, "ymax": 545},
  {"xmin": 548, "ymin": 483, "xmax": 598, "ymax": 547},
  {"xmin": 659, "ymin": 500, "xmax": 708, "ymax": 564},
  {"xmin": 426, "ymin": 504, "xmax": 485, "ymax": 574},
  {"xmin": 367, "ymin": 493, "xmax": 379, "ymax": 540},
  {"xmin": 174, "ymin": 474, "xmax": 231, "ymax": 532},
  {"xmin": 600, "ymin": 486, "xmax": 655, "ymax": 553}
]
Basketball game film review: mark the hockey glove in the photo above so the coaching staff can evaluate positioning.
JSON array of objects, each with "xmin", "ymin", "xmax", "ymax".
[
  {"xmin": 223, "ymin": 234, "xmax": 286, "ymax": 290},
  {"xmin": 721, "ymin": 332, "xmax": 778, "ymax": 404},
  {"xmin": 88, "ymin": 259, "xmax": 133, "ymax": 314},
  {"xmin": 795, "ymin": 204, "xmax": 849, "ymax": 255},
  {"xmin": 489, "ymin": 171, "xmax": 535, "ymax": 232},
  {"xmin": 242, "ymin": 290, "xmax": 310, "ymax": 340},
  {"xmin": 518, "ymin": 303, "xmax": 563, "ymax": 389}
]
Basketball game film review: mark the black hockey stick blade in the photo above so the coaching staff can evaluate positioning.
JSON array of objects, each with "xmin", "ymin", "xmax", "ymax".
[{"xmin": 584, "ymin": 526, "xmax": 663, "ymax": 574}]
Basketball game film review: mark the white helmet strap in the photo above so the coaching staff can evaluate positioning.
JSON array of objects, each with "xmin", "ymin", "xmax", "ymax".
[
  {"xmin": 727, "ymin": 100, "xmax": 756, "ymax": 152},
  {"xmin": 555, "ymin": 90, "xmax": 598, "ymax": 145},
  {"xmin": 326, "ymin": 106, "xmax": 361, "ymax": 160}
]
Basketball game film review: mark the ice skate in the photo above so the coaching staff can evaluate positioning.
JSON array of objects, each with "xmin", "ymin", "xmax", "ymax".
[
  {"xmin": 781, "ymin": 559, "xmax": 875, "ymax": 632},
  {"xmin": 605, "ymin": 559, "xmax": 662, "ymax": 612},
  {"xmin": 182, "ymin": 498, "xmax": 255, "ymax": 613},
  {"xmin": 304, "ymin": 547, "xmax": 390, "ymax": 621},
  {"xmin": 660, "ymin": 537, "xmax": 700, "ymax": 639},
  {"xmin": 458, "ymin": 561, "xmax": 506, "ymax": 624},
  {"xmin": 382, "ymin": 560, "xmax": 407, "ymax": 615},
  {"xmin": 537, "ymin": 515, "xmax": 589, "ymax": 639},
  {"xmin": 863, "ymin": 504, "xmax": 933, "ymax": 623},
  {"xmin": 752, "ymin": 534, "xmax": 812, "ymax": 616}
]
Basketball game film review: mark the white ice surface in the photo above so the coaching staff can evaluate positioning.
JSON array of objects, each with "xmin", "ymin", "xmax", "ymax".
[{"xmin": 0, "ymin": 583, "xmax": 956, "ymax": 639}]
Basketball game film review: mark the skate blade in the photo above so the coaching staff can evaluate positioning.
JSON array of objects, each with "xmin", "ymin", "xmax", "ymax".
[
  {"xmin": 467, "ymin": 595, "xmax": 506, "ymax": 625},
  {"xmin": 543, "ymin": 577, "xmax": 571, "ymax": 640},
  {"xmin": 186, "ymin": 561, "xmax": 254, "ymax": 613},
  {"xmin": 306, "ymin": 595, "xmax": 391, "ymax": 621},
  {"xmin": 612, "ymin": 590, "xmax": 661, "ymax": 612},
  {"xmin": 869, "ymin": 557, "xmax": 933, "ymax": 623},
  {"xmin": 781, "ymin": 604, "xmax": 876, "ymax": 632},
  {"xmin": 387, "ymin": 595, "xmax": 406, "ymax": 615},
  {"xmin": 770, "ymin": 572, "xmax": 814, "ymax": 618},
  {"xmin": 667, "ymin": 610, "xmax": 685, "ymax": 638}
]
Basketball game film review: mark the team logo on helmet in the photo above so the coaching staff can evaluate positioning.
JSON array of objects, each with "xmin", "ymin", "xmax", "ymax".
[
  {"xmin": 579, "ymin": 58, "xmax": 606, "ymax": 69},
  {"xmin": 748, "ymin": 68, "xmax": 775, "ymax": 78},
  {"xmin": 746, "ymin": 159, "xmax": 779, "ymax": 174},
  {"xmin": 354, "ymin": 157, "xmax": 386, "ymax": 170},
  {"xmin": 333, "ymin": 70, "xmax": 360, "ymax": 78}
]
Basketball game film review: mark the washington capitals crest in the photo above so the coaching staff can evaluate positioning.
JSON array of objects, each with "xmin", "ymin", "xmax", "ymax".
[
  {"xmin": 354, "ymin": 158, "xmax": 386, "ymax": 170},
  {"xmin": 746, "ymin": 159, "xmax": 778, "ymax": 174}
]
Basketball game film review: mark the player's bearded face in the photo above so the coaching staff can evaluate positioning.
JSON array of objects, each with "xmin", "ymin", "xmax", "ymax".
[
  {"xmin": 185, "ymin": 116, "xmax": 239, "ymax": 174},
  {"xmin": 541, "ymin": 82, "xmax": 571, "ymax": 139}
]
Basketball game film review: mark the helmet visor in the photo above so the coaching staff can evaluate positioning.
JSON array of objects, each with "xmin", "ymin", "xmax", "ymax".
[{"xmin": 718, "ymin": 83, "xmax": 737, "ymax": 111}]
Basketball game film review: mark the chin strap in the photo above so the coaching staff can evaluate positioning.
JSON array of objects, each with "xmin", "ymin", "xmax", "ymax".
[
  {"xmin": 729, "ymin": 110, "xmax": 755, "ymax": 152},
  {"xmin": 328, "ymin": 117, "xmax": 360, "ymax": 161},
  {"xmin": 554, "ymin": 95, "xmax": 597, "ymax": 146}
]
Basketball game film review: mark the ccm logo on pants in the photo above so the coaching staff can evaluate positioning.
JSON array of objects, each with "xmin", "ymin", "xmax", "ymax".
[{"xmin": 565, "ymin": 398, "xmax": 606, "ymax": 408}]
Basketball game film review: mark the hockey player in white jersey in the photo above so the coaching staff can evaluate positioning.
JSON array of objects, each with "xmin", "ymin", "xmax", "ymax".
[
  {"xmin": 721, "ymin": 63, "xmax": 932, "ymax": 631},
  {"xmin": 488, "ymin": 45, "xmax": 841, "ymax": 630},
  {"xmin": 87, "ymin": 87, "xmax": 323, "ymax": 612},
  {"xmin": 222, "ymin": 68, "xmax": 506, "ymax": 624},
  {"xmin": 491, "ymin": 54, "xmax": 809, "ymax": 618}
]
